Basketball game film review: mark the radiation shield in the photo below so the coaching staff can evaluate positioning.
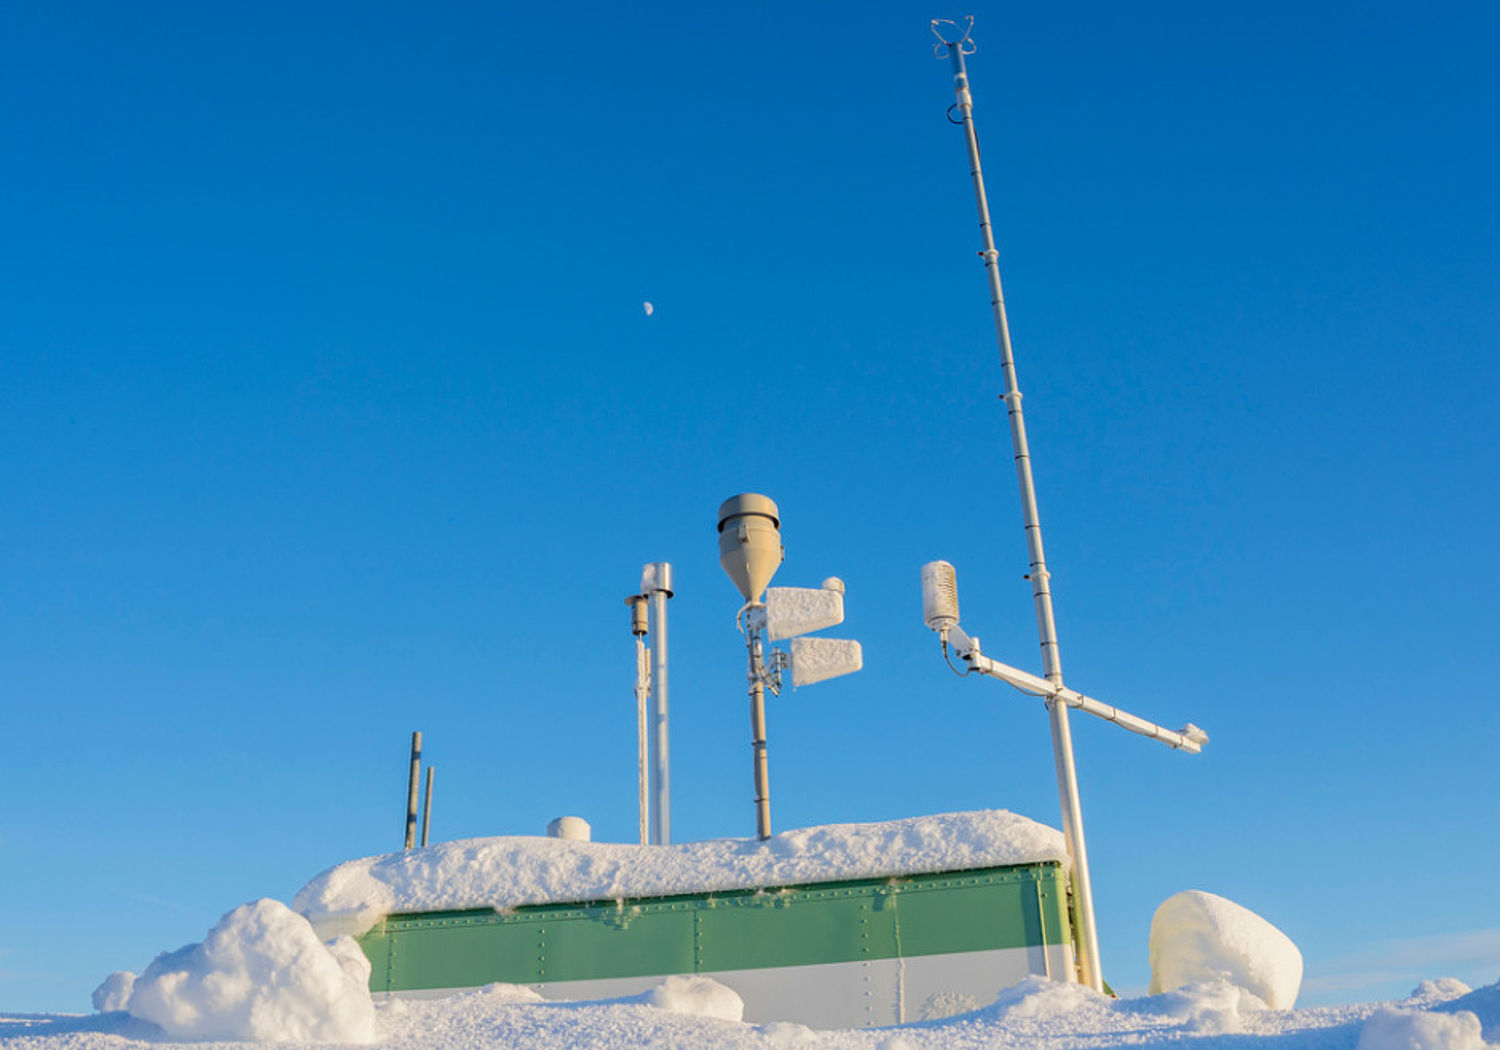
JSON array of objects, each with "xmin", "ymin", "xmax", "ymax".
[
  {"xmin": 788, "ymin": 637, "xmax": 863, "ymax": 687},
  {"xmin": 760, "ymin": 586, "xmax": 844, "ymax": 641}
]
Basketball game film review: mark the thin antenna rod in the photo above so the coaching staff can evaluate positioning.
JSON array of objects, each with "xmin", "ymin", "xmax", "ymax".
[
  {"xmin": 420, "ymin": 765, "xmax": 434, "ymax": 847},
  {"xmin": 939, "ymin": 29, "xmax": 1104, "ymax": 992}
]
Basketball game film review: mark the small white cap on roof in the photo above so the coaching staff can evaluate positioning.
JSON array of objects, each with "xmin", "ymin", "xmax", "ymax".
[{"xmin": 546, "ymin": 816, "xmax": 591, "ymax": 841}]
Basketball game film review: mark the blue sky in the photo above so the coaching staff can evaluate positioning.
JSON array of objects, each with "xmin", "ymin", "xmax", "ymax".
[{"xmin": 3, "ymin": 0, "xmax": 1497, "ymax": 1014}]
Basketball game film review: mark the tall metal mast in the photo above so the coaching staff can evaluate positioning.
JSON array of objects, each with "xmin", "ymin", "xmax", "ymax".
[{"xmin": 933, "ymin": 18, "xmax": 1103, "ymax": 991}]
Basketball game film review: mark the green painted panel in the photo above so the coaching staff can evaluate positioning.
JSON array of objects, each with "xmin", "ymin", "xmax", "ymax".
[
  {"xmin": 892, "ymin": 871, "xmax": 1065, "ymax": 958},
  {"xmin": 381, "ymin": 915, "xmax": 541, "ymax": 992},
  {"xmin": 537, "ymin": 903, "xmax": 696, "ymax": 982},
  {"xmin": 359, "ymin": 862, "xmax": 1073, "ymax": 993},
  {"xmin": 694, "ymin": 888, "xmax": 877, "ymax": 972}
]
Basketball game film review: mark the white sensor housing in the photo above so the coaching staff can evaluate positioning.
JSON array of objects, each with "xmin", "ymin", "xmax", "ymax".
[{"xmin": 921, "ymin": 560, "xmax": 961, "ymax": 632}]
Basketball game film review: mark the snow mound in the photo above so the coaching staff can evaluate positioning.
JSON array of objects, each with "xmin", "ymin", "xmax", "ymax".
[
  {"xmin": 1149, "ymin": 890, "xmax": 1303, "ymax": 1009},
  {"xmin": 762, "ymin": 1021, "xmax": 820, "ymax": 1046},
  {"xmin": 645, "ymin": 975, "xmax": 744, "ymax": 1022},
  {"xmin": 1358, "ymin": 1005, "xmax": 1489, "ymax": 1050},
  {"xmin": 121, "ymin": 898, "xmax": 376, "ymax": 1043},
  {"xmin": 293, "ymin": 809, "xmax": 1066, "ymax": 938},
  {"xmin": 1436, "ymin": 981, "xmax": 1500, "ymax": 1043},
  {"xmin": 473, "ymin": 982, "xmax": 544, "ymax": 1004},
  {"xmin": 988, "ymin": 975, "xmax": 1112, "ymax": 1021},
  {"xmin": 90, "ymin": 971, "xmax": 135, "ymax": 1013},
  {"xmin": 1410, "ymin": 979, "xmax": 1475, "ymax": 1004},
  {"xmin": 1129, "ymin": 980, "xmax": 1267, "ymax": 1034}
]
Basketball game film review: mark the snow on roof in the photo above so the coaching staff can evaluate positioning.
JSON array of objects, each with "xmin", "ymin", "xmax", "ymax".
[{"xmin": 293, "ymin": 809, "xmax": 1067, "ymax": 938}]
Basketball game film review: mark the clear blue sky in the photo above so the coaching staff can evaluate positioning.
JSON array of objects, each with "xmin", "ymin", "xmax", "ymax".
[{"xmin": 3, "ymin": 0, "xmax": 1496, "ymax": 1014}]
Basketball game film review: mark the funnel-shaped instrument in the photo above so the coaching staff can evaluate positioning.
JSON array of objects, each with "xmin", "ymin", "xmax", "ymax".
[{"xmin": 717, "ymin": 493, "xmax": 783, "ymax": 602}]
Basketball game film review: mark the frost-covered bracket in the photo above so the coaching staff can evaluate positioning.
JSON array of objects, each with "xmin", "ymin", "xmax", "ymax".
[
  {"xmin": 920, "ymin": 560, "xmax": 1208, "ymax": 753},
  {"xmin": 747, "ymin": 584, "xmax": 864, "ymax": 689}
]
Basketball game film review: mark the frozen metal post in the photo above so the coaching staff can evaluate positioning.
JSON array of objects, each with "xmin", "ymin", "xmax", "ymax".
[
  {"xmin": 403, "ymin": 730, "xmax": 422, "ymax": 850},
  {"xmin": 934, "ymin": 19, "xmax": 1103, "ymax": 991},
  {"xmin": 420, "ymin": 765, "xmax": 435, "ymax": 847},
  {"xmin": 626, "ymin": 593, "xmax": 651, "ymax": 845},
  {"xmin": 641, "ymin": 562, "xmax": 674, "ymax": 844}
]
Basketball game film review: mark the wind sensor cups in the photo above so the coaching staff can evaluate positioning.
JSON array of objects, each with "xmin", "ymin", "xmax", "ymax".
[{"xmin": 718, "ymin": 494, "xmax": 784, "ymax": 603}]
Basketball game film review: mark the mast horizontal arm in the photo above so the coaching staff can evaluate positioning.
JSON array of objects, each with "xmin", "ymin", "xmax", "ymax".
[{"xmin": 948, "ymin": 628, "xmax": 1207, "ymax": 753}]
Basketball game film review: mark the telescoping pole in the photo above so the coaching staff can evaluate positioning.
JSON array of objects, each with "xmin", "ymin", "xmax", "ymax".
[{"xmin": 937, "ymin": 23, "xmax": 1104, "ymax": 992}]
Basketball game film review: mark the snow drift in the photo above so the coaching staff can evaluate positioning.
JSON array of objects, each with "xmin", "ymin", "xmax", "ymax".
[
  {"xmin": 111, "ymin": 898, "xmax": 376, "ymax": 1043},
  {"xmin": 1358, "ymin": 1005, "xmax": 1489, "ymax": 1050},
  {"xmin": 1149, "ymin": 890, "xmax": 1303, "ymax": 1009},
  {"xmin": 643, "ymin": 975, "xmax": 744, "ymax": 1022}
]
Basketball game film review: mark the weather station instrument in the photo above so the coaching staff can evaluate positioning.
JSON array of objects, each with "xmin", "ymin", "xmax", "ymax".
[
  {"xmin": 625, "ymin": 562, "xmax": 674, "ymax": 845},
  {"xmin": 718, "ymin": 494, "xmax": 863, "ymax": 841},
  {"xmin": 924, "ymin": 17, "xmax": 1209, "ymax": 993}
]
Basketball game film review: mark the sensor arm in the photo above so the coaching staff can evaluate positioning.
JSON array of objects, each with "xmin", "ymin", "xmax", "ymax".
[{"xmin": 949, "ymin": 628, "xmax": 1208, "ymax": 753}]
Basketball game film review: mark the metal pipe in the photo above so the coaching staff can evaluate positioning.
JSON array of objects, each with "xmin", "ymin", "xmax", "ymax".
[
  {"xmin": 628, "ymin": 593, "xmax": 651, "ymax": 845},
  {"xmin": 944, "ymin": 39, "xmax": 1103, "ymax": 991},
  {"xmin": 420, "ymin": 765, "xmax": 434, "ymax": 847},
  {"xmin": 749, "ymin": 629, "xmax": 772, "ymax": 840},
  {"xmin": 954, "ymin": 640, "xmax": 1206, "ymax": 752},
  {"xmin": 649, "ymin": 584, "xmax": 671, "ymax": 845},
  {"xmin": 636, "ymin": 635, "xmax": 651, "ymax": 845},
  {"xmin": 404, "ymin": 730, "xmax": 422, "ymax": 850}
]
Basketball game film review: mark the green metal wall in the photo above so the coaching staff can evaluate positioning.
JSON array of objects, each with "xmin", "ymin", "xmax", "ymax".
[{"xmin": 359, "ymin": 862, "xmax": 1073, "ymax": 994}]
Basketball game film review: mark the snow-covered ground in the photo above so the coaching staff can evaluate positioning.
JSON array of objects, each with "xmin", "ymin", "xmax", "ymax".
[
  {"xmin": 6, "ymin": 974, "xmax": 1498, "ymax": 1050},
  {"xmin": 7, "ymin": 811, "xmax": 1495, "ymax": 1050}
]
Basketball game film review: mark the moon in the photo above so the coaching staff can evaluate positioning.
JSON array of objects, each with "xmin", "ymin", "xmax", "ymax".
[{"xmin": 643, "ymin": 301, "xmax": 654, "ymax": 316}]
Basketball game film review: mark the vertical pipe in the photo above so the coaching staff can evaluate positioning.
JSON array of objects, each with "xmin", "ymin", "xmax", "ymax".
[
  {"xmin": 748, "ymin": 629, "xmax": 772, "ymax": 840},
  {"xmin": 404, "ymin": 730, "xmax": 422, "ymax": 850},
  {"xmin": 649, "ymin": 583, "xmax": 671, "ymax": 845},
  {"xmin": 420, "ymin": 765, "xmax": 434, "ymax": 847},
  {"xmin": 628, "ymin": 594, "xmax": 652, "ymax": 845},
  {"xmin": 944, "ymin": 40, "xmax": 1103, "ymax": 991},
  {"xmin": 636, "ymin": 634, "xmax": 651, "ymax": 845}
]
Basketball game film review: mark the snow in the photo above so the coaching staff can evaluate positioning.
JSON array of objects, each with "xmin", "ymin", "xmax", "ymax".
[
  {"xmin": 1438, "ymin": 982, "xmax": 1500, "ymax": 1043},
  {"xmin": 1149, "ymin": 890, "xmax": 1304, "ymax": 1009},
  {"xmin": 643, "ymin": 976, "xmax": 745, "ymax": 1022},
  {"xmin": 1412, "ymin": 979, "xmax": 1475, "ymax": 1004},
  {"xmin": 104, "ymin": 899, "xmax": 377, "ymax": 1044},
  {"xmin": 25, "ymin": 975, "xmax": 1499, "ymax": 1050},
  {"xmin": 1358, "ymin": 1005, "xmax": 1489, "ymax": 1050},
  {"xmin": 33, "ymin": 816, "xmax": 1495, "ymax": 1050},
  {"xmin": 291, "ymin": 810, "xmax": 1068, "ymax": 938},
  {"xmin": 89, "ymin": 972, "xmax": 133, "ymax": 1013}
]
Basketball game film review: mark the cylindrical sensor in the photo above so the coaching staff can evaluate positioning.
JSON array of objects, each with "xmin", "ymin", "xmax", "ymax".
[{"xmin": 921, "ymin": 560, "xmax": 961, "ymax": 632}]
